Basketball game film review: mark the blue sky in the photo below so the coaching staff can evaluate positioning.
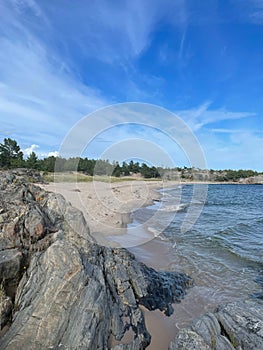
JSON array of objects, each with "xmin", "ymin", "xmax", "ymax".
[{"xmin": 0, "ymin": 0, "xmax": 263, "ymax": 170}]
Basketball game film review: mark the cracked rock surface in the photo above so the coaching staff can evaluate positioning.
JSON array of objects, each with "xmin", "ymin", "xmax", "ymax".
[
  {"xmin": 0, "ymin": 170, "xmax": 192, "ymax": 349},
  {"xmin": 169, "ymin": 299, "xmax": 263, "ymax": 350}
]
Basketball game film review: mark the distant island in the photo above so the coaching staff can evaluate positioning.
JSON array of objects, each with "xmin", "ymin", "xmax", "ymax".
[{"xmin": 1, "ymin": 137, "xmax": 262, "ymax": 184}]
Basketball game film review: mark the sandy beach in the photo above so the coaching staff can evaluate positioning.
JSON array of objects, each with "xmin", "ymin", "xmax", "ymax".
[{"xmin": 40, "ymin": 180, "xmax": 168, "ymax": 243}]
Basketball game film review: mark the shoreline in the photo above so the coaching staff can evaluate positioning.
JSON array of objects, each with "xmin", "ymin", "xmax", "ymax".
[
  {"xmin": 38, "ymin": 179, "xmax": 260, "ymax": 349},
  {"xmin": 39, "ymin": 180, "xmax": 247, "ymax": 233},
  {"xmin": 39, "ymin": 179, "xmax": 249, "ymax": 247}
]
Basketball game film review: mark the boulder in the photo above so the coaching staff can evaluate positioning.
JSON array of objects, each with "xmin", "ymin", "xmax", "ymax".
[
  {"xmin": 216, "ymin": 300, "xmax": 263, "ymax": 350},
  {"xmin": 169, "ymin": 300, "xmax": 263, "ymax": 350}
]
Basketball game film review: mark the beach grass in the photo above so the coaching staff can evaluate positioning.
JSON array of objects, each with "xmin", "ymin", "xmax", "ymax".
[{"xmin": 42, "ymin": 172, "xmax": 162, "ymax": 183}]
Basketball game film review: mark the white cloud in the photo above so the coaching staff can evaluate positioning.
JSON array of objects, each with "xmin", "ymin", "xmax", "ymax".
[
  {"xmin": 22, "ymin": 144, "xmax": 59, "ymax": 158},
  {"xmin": 47, "ymin": 151, "xmax": 60, "ymax": 157},
  {"xmin": 23, "ymin": 144, "xmax": 39, "ymax": 156}
]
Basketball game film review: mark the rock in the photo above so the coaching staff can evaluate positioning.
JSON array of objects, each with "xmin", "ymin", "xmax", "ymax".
[
  {"xmin": 0, "ymin": 169, "xmax": 44, "ymax": 187},
  {"xmin": 169, "ymin": 300, "xmax": 263, "ymax": 350},
  {"xmin": 216, "ymin": 300, "xmax": 263, "ymax": 350},
  {"xmin": 169, "ymin": 329, "xmax": 211, "ymax": 350},
  {"xmin": 0, "ymin": 171, "xmax": 192, "ymax": 349},
  {"xmin": 0, "ymin": 249, "xmax": 22, "ymax": 286},
  {"xmin": 241, "ymin": 175, "xmax": 263, "ymax": 184},
  {"xmin": 191, "ymin": 312, "xmax": 234, "ymax": 350},
  {"xmin": 0, "ymin": 292, "xmax": 12, "ymax": 328},
  {"xmin": 24, "ymin": 207, "xmax": 46, "ymax": 241}
]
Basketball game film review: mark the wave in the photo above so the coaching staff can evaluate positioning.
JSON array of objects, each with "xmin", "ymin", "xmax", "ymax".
[
  {"xmin": 165, "ymin": 222, "xmax": 263, "ymax": 267},
  {"xmin": 159, "ymin": 203, "xmax": 189, "ymax": 212},
  {"xmin": 205, "ymin": 233, "xmax": 263, "ymax": 266},
  {"xmin": 147, "ymin": 226, "xmax": 167, "ymax": 241}
]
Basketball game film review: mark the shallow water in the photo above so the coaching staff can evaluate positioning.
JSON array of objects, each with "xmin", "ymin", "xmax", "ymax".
[{"xmin": 128, "ymin": 184, "xmax": 263, "ymax": 348}]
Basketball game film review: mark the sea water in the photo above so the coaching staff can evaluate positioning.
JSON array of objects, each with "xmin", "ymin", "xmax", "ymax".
[
  {"xmin": 129, "ymin": 184, "xmax": 263, "ymax": 323},
  {"xmin": 106, "ymin": 183, "xmax": 263, "ymax": 348}
]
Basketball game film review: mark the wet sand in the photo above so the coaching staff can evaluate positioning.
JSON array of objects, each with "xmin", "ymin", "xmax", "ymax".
[{"xmin": 130, "ymin": 238, "xmax": 221, "ymax": 349}]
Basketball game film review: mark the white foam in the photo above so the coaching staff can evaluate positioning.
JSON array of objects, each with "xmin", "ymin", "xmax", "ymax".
[
  {"xmin": 159, "ymin": 203, "xmax": 189, "ymax": 212},
  {"xmin": 148, "ymin": 226, "xmax": 160, "ymax": 237}
]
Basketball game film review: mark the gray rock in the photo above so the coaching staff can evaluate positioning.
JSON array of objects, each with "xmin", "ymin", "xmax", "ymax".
[
  {"xmin": 169, "ymin": 329, "xmax": 211, "ymax": 350},
  {"xmin": 0, "ymin": 249, "xmax": 22, "ymax": 286},
  {"xmin": 216, "ymin": 300, "xmax": 263, "ymax": 350},
  {"xmin": 191, "ymin": 312, "xmax": 235, "ymax": 350},
  {"xmin": 169, "ymin": 300, "xmax": 263, "ymax": 350},
  {"xmin": 0, "ymin": 293, "xmax": 12, "ymax": 328},
  {"xmin": 0, "ymin": 171, "xmax": 192, "ymax": 349}
]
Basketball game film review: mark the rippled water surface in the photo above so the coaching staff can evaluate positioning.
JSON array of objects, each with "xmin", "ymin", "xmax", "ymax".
[
  {"xmin": 131, "ymin": 184, "xmax": 263, "ymax": 304},
  {"xmin": 124, "ymin": 184, "xmax": 263, "ymax": 348}
]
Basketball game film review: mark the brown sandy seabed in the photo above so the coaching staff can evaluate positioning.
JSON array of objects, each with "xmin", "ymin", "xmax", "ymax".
[{"xmin": 40, "ymin": 180, "xmax": 225, "ymax": 350}]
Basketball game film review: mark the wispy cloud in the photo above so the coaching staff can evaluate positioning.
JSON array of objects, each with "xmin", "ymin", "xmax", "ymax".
[
  {"xmin": 0, "ymin": 1, "xmax": 262, "ymax": 171},
  {"xmin": 11, "ymin": 0, "xmax": 192, "ymax": 66},
  {"xmin": 0, "ymin": 0, "xmax": 190, "ymax": 155},
  {"xmin": 230, "ymin": 0, "xmax": 263, "ymax": 24},
  {"xmin": 247, "ymin": 0, "xmax": 263, "ymax": 23},
  {"xmin": 34, "ymin": 0, "xmax": 162, "ymax": 64},
  {"xmin": 177, "ymin": 102, "xmax": 256, "ymax": 131},
  {"xmin": 174, "ymin": 102, "xmax": 263, "ymax": 169},
  {"xmin": 211, "ymin": 128, "xmax": 247, "ymax": 134},
  {"xmin": 200, "ymin": 129, "xmax": 263, "ymax": 170},
  {"xmin": 0, "ymin": 1, "xmax": 108, "ymax": 152}
]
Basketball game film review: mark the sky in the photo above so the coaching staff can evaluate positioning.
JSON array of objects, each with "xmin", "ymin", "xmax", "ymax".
[{"xmin": 0, "ymin": 0, "xmax": 263, "ymax": 170}]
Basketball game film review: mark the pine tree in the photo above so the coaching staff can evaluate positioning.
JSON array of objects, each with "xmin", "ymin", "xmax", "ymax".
[
  {"xmin": 26, "ymin": 152, "xmax": 38, "ymax": 169},
  {"xmin": 0, "ymin": 138, "xmax": 24, "ymax": 168}
]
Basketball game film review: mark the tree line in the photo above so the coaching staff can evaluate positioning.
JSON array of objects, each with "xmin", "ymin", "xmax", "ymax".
[
  {"xmin": 0, "ymin": 138, "xmax": 161, "ymax": 178},
  {"xmin": 0, "ymin": 138, "xmax": 261, "ymax": 181}
]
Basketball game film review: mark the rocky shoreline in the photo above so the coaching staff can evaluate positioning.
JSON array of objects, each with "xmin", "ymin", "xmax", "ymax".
[
  {"xmin": 0, "ymin": 170, "xmax": 262, "ymax": 349},
  {"xmin": 0, "ymin": 170, "xmax": 192, "ymax": 349}
]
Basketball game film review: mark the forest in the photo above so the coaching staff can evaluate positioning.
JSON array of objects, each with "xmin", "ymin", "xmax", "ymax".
[{"xmin": 0, "ymin": 138, "xmax": 261, "ymax": 181}]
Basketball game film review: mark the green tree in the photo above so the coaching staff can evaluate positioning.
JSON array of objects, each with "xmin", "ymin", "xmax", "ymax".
[
  {"xmin": 112, "ymin": 163, "xmax": 121, "ymax": 177},
  {"xmin": 133, "ymin": 161, "xmax": 140, "ymax": 173},
  {"xmin": 122, "ymin": 161, "xmax": 130, "ymax": 176},
  {"xmin": 0, "ymin": 138, "xmax": 24, "ymax": 168},
  {"xmin": 140, "ymin": 163, "xmax": 160, "ymax": 178},
  {"xmin": 128, "ymin": 160, "xmax": 134, "ymax": 172},
  {"xmin": 26, "ymin": 151, "xmax": 38, "ymax": 169},
  {"xmin": 40, "ymin": 156, "xmax": 56, "ymax": 172}
]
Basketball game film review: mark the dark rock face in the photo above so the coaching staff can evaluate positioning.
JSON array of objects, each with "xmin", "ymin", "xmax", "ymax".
[
  {"xmin": 169, "ymin": 300, "xmax": 263, "ymax": 350},
  {"xmin": 0, "ymin": 293, "xmax": 12, "ymax": 329},
  {"xmin": 0, "ymin": 171, "xmax": 192, "ymax": 349}
]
